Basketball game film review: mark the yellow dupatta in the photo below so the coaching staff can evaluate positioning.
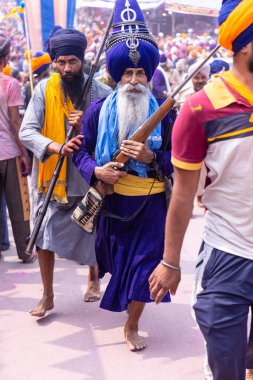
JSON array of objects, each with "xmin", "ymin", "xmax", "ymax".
[
  {"xmin": 37, "ymin": 73, "xmax": 74, "ymax": 203},
  {"xmin": 221, "ymin": 71, "xmax": 253, "ymax": 107}
]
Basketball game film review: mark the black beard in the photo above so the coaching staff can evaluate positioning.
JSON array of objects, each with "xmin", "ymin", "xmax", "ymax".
[{"xmin": 61, "ymin": 71, "xmax": 84, "ymax": 105}]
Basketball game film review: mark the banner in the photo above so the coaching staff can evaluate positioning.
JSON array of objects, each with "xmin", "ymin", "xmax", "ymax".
[
  {"xmin": 76, "ymin": 0, "xmax": 164, "ymax": 9},
  {"xmin": 76, "ymin": 0, "xmax": 221, "ymax": 14},
  {"xmin": 16, "ymin": 0, "xmax": 76, "ymax": 52},
  {"xmin": 165, "ymin": 0, "xmax": 221, "ymax": 16}
]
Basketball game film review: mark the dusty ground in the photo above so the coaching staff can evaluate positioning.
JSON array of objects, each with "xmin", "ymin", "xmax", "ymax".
[{"xmin": 0, "ymin": 205, "xmax": 206, "ymax": 380}]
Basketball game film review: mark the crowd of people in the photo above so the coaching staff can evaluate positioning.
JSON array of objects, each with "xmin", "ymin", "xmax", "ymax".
[{"xmin": 1, "ymin": 0, "xmax": 253, "ymax": 379}]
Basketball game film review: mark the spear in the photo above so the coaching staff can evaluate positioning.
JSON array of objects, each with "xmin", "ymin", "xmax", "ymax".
[{"xmin": 25, "ymin": 3, "xmax": 116, "ymax": 254}]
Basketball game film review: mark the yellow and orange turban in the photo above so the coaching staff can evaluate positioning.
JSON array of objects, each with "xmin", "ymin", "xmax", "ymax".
[
  {"xmin": 2, "ymin": 64, "xmax": 12, "ymax": 76},
  {"xmin": 218, "ymin": 0, "xmax": 253, "ymax": 53},
  {"xmin": 27, "ymin": 52, "xmax": 51, "ymax": 75}
]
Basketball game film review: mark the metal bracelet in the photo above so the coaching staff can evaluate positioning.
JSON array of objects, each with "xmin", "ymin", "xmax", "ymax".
[
  {"xmin": 58, "ymin": 143, "xmax": 66, "ymax": 157},
  {"xmin": 160, "ymin": 260, "xmax": 181, "ymax": 271}
]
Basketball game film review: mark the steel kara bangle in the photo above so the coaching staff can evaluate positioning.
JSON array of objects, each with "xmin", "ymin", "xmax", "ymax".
[
  {"xmin": 160, "ymin": 260, "xmax": 181, "ymax": 271},
  {"xmin": 58, "ymin": 143, "xmax": 66, "ymax": 157}
]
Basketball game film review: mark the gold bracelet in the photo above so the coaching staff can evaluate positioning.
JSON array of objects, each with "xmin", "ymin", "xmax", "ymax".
[{"xmin": 160, "ymin": 260, "xmax": 181, "ymax": 271}]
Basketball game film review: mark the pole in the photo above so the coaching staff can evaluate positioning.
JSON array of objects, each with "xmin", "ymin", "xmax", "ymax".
[
  {"xmin": 21, "ymin": 2, "xmax": 34, "ymax": 93},
  {"xmin": 25, "ymin": 2, "xmax": 116, "ymax": 255}
]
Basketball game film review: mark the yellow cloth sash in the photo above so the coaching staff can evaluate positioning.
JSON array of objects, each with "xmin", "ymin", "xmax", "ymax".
[
  {"xmin": 114, "ymin": 174, "xmax": 165, "ymax": 196},
  {"xmin": 204, "ymin": 71, "xmax": 253, "ymax": 109},
  {"xmin": 221, "ymin": 71, "xmax": 253, "ymax": 106},
  {"xmin": 37, "ymin": 73, "xmax": 74, "ymax": 203},
  {"xmin": 219, "ymin": 0, "xmax": 253, "ymax": 51}
]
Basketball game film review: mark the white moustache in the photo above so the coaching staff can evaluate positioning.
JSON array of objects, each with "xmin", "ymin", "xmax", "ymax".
[{"xmin": 120, "ymin": 83, "xmax": 148, "ymax": 95}]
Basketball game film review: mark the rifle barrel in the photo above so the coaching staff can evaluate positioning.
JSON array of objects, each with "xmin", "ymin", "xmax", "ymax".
[{"xmin": 114, "ymin": 45, "xmax": 220, "ymax": 164}]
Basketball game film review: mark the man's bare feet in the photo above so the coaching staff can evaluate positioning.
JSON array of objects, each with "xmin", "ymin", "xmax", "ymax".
[
  {"xmin": 246, "ymin": 369, "xmax": 253, "ymax": 380},
  {"xmin": 124, "ymin": 325, "xmax": 146, "ymax": 352},
  {"xmin": 84, "ymin": 280, "xmax": 100, "ymax": 302},
  {"xmin": 30, "ymin": 295, "xmax": 54, "ymax": 317}
]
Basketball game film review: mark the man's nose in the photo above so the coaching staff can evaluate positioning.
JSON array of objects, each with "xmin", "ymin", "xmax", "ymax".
[
  {"xmin": 129, "ymin": 73, "xmax": 138, "ymax": 85},
  {"xmin": 64, "ymin": 63, "xmax": 72, "ymax": 72}
]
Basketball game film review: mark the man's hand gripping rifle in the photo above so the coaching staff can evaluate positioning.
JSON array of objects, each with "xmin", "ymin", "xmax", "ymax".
[{"xmin": 71, "ymin": 43, "xmax": 220, "ymax": 234}]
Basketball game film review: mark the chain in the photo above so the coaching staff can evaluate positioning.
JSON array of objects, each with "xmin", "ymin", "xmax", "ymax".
[{"xmin": 62, "ymin": 88, "xmax": 71, "ymax": 115}]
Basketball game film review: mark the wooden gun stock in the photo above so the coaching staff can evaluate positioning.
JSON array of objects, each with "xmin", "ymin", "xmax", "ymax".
[
  {"xmin": 113, "ymin": 97, "xmax": 176, "ymax": 164},
  {"xmin": 95, "ymin": 97, "xmax": 176, "ymax": 197}
]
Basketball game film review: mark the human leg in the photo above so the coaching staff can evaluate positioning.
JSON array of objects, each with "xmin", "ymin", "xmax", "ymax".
[
  {"xmin": 124, "ymin": 301, "xmax": 146, "ymax": 351},
  {"xmin": 246, "ymin": 306, "xmax": 253, "ymax": 379},
  {"xmin": 30, "ymin": 249, "xmax": 54, "ymax": 317},
  {"xmin": 1, "ymin": 193, "xmax": 10, "ymax": 251},
  {"xmin": 84, "ymin": 265, "xmax": 100, "ymax": 302},
  {"xmin": 193, "ymin": 248, "xmax": 252, "ymax": 380}
]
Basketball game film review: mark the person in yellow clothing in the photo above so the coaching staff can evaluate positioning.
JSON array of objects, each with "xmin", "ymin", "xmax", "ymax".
[{"xmin": 20, "ymin": 27, "xmax": 111, "ymax": 318}]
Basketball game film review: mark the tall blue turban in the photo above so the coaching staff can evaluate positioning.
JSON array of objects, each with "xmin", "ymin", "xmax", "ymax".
[
  {"xmin": 49, "ymin": 28, "xmax": 87, "ymax": 62},
  {"xmin": 218, "ymin": 0, "xmax": 253, "ymax": 54},
  {"xmin": 106, "ymin": 0, "xmax": 159, "ymax": 83}
]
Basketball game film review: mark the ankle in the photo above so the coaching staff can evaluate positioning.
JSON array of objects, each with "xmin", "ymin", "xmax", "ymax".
[{"xmin": 43, "ymin": 293, "xmax": 54, "ymax": 298}]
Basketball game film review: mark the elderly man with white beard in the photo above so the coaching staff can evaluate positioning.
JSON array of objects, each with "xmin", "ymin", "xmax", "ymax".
[{"xmin": 73, "ymin": 0, "xmax": 174, "ymax": 352}]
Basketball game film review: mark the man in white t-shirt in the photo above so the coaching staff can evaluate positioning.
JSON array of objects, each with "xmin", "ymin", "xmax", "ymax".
[
  {"xmin": 149, "ymin": 1, "xmax": 253, "ymax": 379},
  {"xmin": 0, "ymin": 34, "xmax": 35, "ymax": 263}
]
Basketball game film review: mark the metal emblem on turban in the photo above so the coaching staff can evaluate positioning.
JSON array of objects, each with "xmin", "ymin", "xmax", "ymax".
[
  {"xmin": 121, "ymin": 0, "xmax": 141, "ymax": 66},
  {"xmin": 126, "ymin": 35, "xmax": 141, "ymax": 66}
]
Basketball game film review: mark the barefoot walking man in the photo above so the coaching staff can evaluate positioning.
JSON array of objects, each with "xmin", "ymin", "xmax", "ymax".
[
  {"xmin": 73, "ymin": 0, "xmax": 174, "ymax": 351},
  {"xmin": 20, "ymin": 27, "xmax": 111, "ymax": 317}
]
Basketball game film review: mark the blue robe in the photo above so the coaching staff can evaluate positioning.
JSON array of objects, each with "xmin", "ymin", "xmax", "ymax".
[{"xmin": 73, "ymin": 97, "xmax": 174, "ymax": 312}]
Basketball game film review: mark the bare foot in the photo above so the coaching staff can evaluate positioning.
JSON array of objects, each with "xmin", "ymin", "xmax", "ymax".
[
  {"xmin": 84, "ymin": 280, "xmax": 100, "ymax": 302},
  {"xmin": 124, "ymin": 325, "xmax": 146, "ymax": 352},
  {"xmin": 30, "ymin": 295, "xmax": 54, "ymax": 317},
  {"xmin": 246, "ymin": 369, "xmax": 253, "ymax": 380}
]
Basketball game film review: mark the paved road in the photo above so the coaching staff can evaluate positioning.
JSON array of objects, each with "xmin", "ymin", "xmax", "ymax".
[{"xmin": 1, "ymin": 205, "xmax": 206, "ymax": 380}]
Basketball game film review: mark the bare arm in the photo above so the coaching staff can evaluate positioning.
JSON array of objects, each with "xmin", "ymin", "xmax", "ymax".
[
  {"xmin": 8, "ymin": 105, "xmax": 28, "ymax": 157},
  {"xmin": 9, "ymin": 105, "xmax": 30, "ymax": 175},
  {"xmin": 149, "ymin": 166, "xmax": 200, "ymax": 303}
]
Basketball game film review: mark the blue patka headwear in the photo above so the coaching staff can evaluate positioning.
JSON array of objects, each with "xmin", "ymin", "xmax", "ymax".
[{"xmin": 106, "ymin": 0, "xmax": 159, "ymax": 83}]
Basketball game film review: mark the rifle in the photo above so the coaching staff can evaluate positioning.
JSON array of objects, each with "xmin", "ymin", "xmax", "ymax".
[
  {"xmin": 25, "ymin": 5, "xmax": 116, "ymax": 255},
  {"xmin": 71, "ymin": 45, "xmax": 220, "ymax": 233}
]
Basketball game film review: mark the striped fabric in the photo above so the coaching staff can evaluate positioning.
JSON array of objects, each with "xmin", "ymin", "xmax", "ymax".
[{"xmin": 16, "ymin": 0, "xmax": 76, "ymax": 52}]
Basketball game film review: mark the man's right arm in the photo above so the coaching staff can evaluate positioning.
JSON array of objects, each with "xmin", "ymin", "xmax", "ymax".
[
  {"xmin": 19, "ymin": 80, "xmax": 53, "ymax": 162},
  {"xmin": 149, "ymin": 166, "xmax": 200, "ymax": 303}
]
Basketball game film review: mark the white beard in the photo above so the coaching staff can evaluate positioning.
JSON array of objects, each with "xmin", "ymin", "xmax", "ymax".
[{"xmin": 117, "ymin": 83, "xmax": 150, "ymax": 146}]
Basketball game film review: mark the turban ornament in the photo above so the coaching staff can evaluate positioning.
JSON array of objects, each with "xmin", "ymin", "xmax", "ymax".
[{"xmin": 106, "ymin": 0, "xmax": 159, "ymax": 83}]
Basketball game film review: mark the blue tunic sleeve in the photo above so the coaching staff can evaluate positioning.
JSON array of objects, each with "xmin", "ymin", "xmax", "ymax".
[
  {"xmin": 73, "ymin": 97, "xmax": 175, "ymax": 182},
  {"xmin": 153, "ymin": 99, "xmax": 176, "ymax": 177},
  {"xmin": 73, "ymin": 98, "xmax": 105, "ymax": 185}
]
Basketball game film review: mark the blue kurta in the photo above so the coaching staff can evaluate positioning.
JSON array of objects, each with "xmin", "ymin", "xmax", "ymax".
[{"xmin": 73, "ymin": 97, "xmax": 174, "ymax": 312}]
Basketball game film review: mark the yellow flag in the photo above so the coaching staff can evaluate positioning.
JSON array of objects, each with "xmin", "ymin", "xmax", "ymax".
[{"xmin": 1, "ymin": 6, "xmax": 24, "ymax": 24}]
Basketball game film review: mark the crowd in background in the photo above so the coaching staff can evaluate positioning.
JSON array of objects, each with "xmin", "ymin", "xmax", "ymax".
[{"xmin": 0, "ymin": 2, "xmax": 233, "ymax": 103}]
